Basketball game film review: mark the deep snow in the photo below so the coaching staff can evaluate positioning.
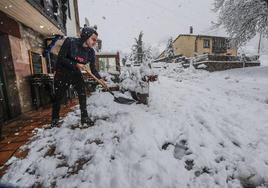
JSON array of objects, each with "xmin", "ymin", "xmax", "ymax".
[{"xmin": 1, "ymin": 64, "xmax": 268, "ymax": 188}]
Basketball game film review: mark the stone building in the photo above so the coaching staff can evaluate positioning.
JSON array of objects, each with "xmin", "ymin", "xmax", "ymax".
[{"xmin": 0, "ymin": 0, "xmax": 80, "ymax": 122}]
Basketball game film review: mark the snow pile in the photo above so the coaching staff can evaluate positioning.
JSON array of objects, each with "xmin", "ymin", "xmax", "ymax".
[
  {"xmin": 98, "ymin": 71, "xmax": 119, "ymax": 88},
  {"xmin": 119, "ymin": 61, "xmax": 155, "ymax": 94},
  {"xmin": 157, "ymin": 62, "xmax": 210, "ymax": 82},
  {"xmin": 119, "ymin": 66, "xmax": 142, "ymax": 92},
  {"xmin": 2, "ymin": 66, "xmax": 268, "ymax": 188},
  {"xmin": 260, "ymin": 54, "xmax": 268, "ymax": 67},
  {"xmin": 99, "ymin": 71, "xmax": 115, "ymax": 83}
]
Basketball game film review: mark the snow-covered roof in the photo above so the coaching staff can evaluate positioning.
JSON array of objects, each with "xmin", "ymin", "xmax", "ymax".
[{"xmin": 173, "ymin": 34, "xmax": 230, "ymax": 43}]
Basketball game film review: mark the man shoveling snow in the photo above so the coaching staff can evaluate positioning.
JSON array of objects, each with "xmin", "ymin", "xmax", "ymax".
[{"xmin": 51, "ymin": 26, "xmax": 108, "ymax": 128}]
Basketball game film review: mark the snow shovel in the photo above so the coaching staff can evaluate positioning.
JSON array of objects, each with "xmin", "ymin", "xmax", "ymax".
[{"xmin": 83, "ymin": 67, "xmax": 136, "ymax": 105}]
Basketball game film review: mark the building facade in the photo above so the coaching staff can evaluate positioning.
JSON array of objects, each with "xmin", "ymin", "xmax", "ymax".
[
  {"xmin": 0, "ymin": 0, "xmax": 80, "ymax": 122},
  {"xmin": 158, "ymin": 34, "xmax": 238, "ymax": 59}
]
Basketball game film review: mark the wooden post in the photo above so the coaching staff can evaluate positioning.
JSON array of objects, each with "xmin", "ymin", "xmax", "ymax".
[{"xmin": 258, "ymin": 32, "xmax": 262, "ymax": 55}]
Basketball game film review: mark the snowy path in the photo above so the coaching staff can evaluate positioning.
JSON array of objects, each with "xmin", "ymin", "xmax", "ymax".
[{"xmin": 2, "ymin": 66, "xmax": 268, "ymax": 187}]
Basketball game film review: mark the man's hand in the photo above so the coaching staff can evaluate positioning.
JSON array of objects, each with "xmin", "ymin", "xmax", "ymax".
[
  {"xmin": 99, "ymin": 79, "xmax": 109, "ymax": 90},
  {"xmin": 76, "ymin": 63, "xmax": 86, "ymax": 71}
]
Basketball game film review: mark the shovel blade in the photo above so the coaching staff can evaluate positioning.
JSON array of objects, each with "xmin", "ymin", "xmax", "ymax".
[{"xmin": 114, "ymin": 97, "xmax": 136, "ymax": 105}]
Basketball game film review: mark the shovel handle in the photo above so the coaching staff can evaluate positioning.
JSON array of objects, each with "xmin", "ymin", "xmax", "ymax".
[
  {"xmin": 83, "ymin": 67, "xmax": 110, "ymax": 91},
  {"xmin": 108, "ymin": 90, "xmax": 115, "ymax": 96}
]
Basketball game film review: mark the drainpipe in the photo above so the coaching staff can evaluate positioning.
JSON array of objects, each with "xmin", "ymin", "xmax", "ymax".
[
  {"xmin": 194, "ymin": 35, "xmax": 199, "ymax": 56},
  {"xmin": 258, "ymin": 32, "xmax": 262, "ymax": 55}
]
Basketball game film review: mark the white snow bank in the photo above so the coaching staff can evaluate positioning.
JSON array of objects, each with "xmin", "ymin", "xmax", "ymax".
[
  {"xmin": 2, "ymin": 65, "xmax": 268, "ymax": 188},
  {"xmin": 260, "ymin": 54, "xmax": 268, "ymax": 67}
]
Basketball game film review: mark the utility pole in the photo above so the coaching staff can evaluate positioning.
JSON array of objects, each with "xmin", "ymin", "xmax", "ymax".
[{"xmin": 258, "ymin": 32, "xmax": 262, "ymax": 55}]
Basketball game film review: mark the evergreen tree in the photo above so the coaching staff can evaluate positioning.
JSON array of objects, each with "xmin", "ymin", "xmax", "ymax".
[
  {"xmin": 130, "ymin": 32, "xmax": 152, "ymax": 66},
  {"xmin": 165, "ymin": 37, "xmax": 175, "ymax": 62}
]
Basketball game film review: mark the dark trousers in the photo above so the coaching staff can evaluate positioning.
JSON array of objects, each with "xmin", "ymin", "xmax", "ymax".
[{"xmin": 51, "ymin": 69, "xmax": 88, "ymax": 120}]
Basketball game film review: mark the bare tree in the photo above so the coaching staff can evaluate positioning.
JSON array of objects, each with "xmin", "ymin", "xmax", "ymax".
[{"xmin": 214, "ymin": 0, "xmax": 268, "ymax": 46}]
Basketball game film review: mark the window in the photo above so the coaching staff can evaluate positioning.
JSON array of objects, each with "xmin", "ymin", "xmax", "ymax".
[
  {"xmin": 96, "ymin": 39, "xmax": 102, "ymax": 52},
  {"xmin": 49, "ymin": 53, "xmax": 58, "ymax": 73},
  {"xmin": 30, "ymin": 51, "xmax": 43, "ymax": 74},
  {"xmin": 99, "ymin": 57, "xmax": 117, "ymax": 72},
  {"xmin": 50, "ymin": 0, "xmax": 59, "ymax": 21},
  {"xmin": 226, "ymin": 39, "xmax": 231, "ymax": 49},
  {"xmin": 40, "ymin": 0, "xmax": 45, "ymax": 7},
  {"xmin": 33, "ymin": 0, "xmax": 45, "ymax": 7},
  {"xmin": 203, "ymin": 39, "xmax": 210, "ymax": 48},
  {"xmin": 212, "ymin": 38, "xmax": 228, "ymax": 53}
]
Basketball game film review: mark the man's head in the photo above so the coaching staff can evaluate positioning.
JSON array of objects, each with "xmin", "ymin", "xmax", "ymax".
[{"xmin": 80, "ymin": 27, "xmax": 98, "ymax": 48}]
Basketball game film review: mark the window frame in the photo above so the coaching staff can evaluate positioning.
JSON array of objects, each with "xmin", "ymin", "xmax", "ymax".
[
  {"xmin": 203, "ymin": 39, "xmax": 210, "ymax": 48},
  {"xmin": 67, "ymin": 0, "xmax": 71, "ymax": 19},
  {"xmin": 29, "ymin": 50, "xmax": 44, "ymax": 75}
]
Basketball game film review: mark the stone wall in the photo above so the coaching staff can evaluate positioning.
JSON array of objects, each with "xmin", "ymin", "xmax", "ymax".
[
  {"xmin": 0, "ymin": 34, "xmax": 21, "ymax": 118},
  {"xmin": 9, "ymin": 23, "xmax": 47, "ymax": 113},
  {"xmin": 195, "ymin": 61, "xmax": 261, "ymax": 72}
]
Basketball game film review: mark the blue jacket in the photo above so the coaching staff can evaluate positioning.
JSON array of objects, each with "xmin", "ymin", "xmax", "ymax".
[{"xmin": 56, "ymin": 37, "xmax": 101, "ymax": 79}]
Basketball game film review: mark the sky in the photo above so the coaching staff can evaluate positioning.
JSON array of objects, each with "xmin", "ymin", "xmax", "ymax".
[{"xmin": 78, "ymin": 0, "xmax": 224, "ymax": 54}]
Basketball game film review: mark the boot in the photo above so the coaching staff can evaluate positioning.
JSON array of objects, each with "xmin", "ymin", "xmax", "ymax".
[
  {"xmin": 50, "ymin": 118, "xmax": 60, "ymax": 128},
  {"xmin": 81, "ymin": 116, "xmax": 94, "ymax": 128}
]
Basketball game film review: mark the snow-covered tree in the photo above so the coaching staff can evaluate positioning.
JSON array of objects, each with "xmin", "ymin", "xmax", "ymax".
[
  {"xmin": 165, "ymin": 37, "xmax": 175, "ymax": 62},
  {"xmin": 214, "ymin": 0, "xmax": 268, "ymax": 46},
  {"xmin": 150, "ymin": 46, "xmax": 161, "ymax": 59},
  {"xmin": 130, "ymin": 32, "xmax": 152, "ymax": 66},
  {"xmin": 119, "ymin": 32, "xmax": 157, "ymax": 104}
]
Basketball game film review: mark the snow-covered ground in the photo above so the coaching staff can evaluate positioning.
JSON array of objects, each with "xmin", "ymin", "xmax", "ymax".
[
  {"xmin": 260, "ymin": 54, "xmax": 268, "ymax": 66},
  {"xmin": 2, "ymin": 64, "xmax": 268, "ymax": 188}
]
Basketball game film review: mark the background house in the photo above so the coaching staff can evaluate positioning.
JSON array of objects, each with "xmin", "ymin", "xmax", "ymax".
[{"xmin": 157, "ymin": 34, "xmax": 238, "ymax": 60}]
